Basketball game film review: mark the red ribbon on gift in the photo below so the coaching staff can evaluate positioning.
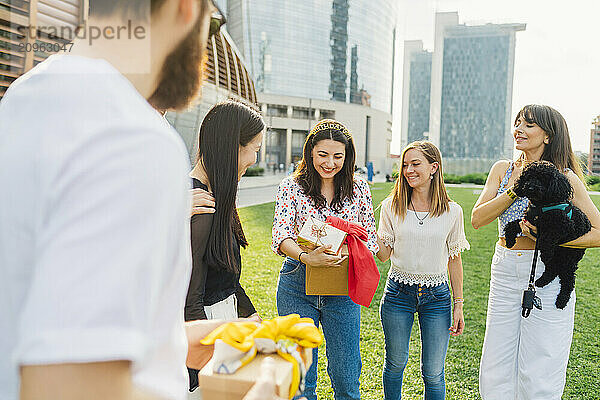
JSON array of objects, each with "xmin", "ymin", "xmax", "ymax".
[{"xmin": 325, "ymin": 216, "xmax": 380, "ymax": 307}]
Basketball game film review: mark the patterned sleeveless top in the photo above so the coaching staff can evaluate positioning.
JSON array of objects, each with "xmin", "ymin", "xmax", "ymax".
[{"xmin": 496, "ymin": 162, "xmax": 529, "ymax": 238}]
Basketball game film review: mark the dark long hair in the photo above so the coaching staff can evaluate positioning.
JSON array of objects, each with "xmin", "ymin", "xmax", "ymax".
[
  {"xmin": 294, "ymin": 120, "xmax": 356, "ymax": 211},
  {"xmin": 515, "ymin": 104, "xmax": 584, "ymax": 181},
  {"xmin": 197, "ymin": 101, "xmax": 264, "ymax": 273}
]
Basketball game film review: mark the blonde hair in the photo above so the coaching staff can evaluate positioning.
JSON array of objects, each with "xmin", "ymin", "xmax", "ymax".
[{"xmin": 389, "ymin": 141, "xmax": 450, "ymax": 219}]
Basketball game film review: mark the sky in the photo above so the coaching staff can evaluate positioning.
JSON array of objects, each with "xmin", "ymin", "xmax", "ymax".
[{"xmin": 390, "ymin": 0, "xmax": 600, "ymax": 155}]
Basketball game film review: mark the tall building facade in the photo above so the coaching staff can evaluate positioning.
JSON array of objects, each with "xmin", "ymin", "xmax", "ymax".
[
  {"xmin": 1, "ymin": 0, "xmax": 87, "ymax": 100},
  {"xmin": 258, "ymin": 93, "xmax": 392, "ymax": 174},
  {"xmin": 225, "ymin": 0, "xmax": 397, "ymax": 114},
  {"xmin": 400, "ymin": 41, "xmax": 432, "ymax": 145},
  {"xmin": 1, "ymin": 1, "xmax": 258, "ymax": 163},
  {"xmin": 223, "ymin": 0, "xmax": 397, "ymax": 173},
  {"xmin": 401, "ymin": 12, "xmax": 525, "ymax": 174},
  {"xmin": 588, "ymin": 116, "xmax": 600, "ymax": 175}
]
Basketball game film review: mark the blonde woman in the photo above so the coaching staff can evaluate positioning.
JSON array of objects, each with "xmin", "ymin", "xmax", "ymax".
[{"xmin": 377, "ymin": 141, "xmax": 469, "ymax": 400}]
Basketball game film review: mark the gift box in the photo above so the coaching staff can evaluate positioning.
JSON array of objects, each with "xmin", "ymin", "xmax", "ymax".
[
  {"xmin": 297, "ymin": 217, "xmax": 347, "ymax": 255},
  {"xmin": 305, "ymin": 244, "xmax": 349, "ymax": 296},
  {"xmin": 198, "ymin": 348, "xmax": 312, "ymax": 400}
]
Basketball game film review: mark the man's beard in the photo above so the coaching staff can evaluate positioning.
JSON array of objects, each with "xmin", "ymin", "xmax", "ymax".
[{"xmin": 148, "ymin": 16, "xmax": 207, "ymax": 111}]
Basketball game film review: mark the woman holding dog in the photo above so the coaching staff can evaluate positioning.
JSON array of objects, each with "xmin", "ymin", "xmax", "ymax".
[
  {"xmin": 376, "ymin": 141, "xmax": 469, "ymax": 400},
  {"xmin": 472, "ymin": 104, "xmax": 600, "ymax": 399},
  {"xmin": 271, "ymin": 119, "xmax": 378, "ymax": 400}
]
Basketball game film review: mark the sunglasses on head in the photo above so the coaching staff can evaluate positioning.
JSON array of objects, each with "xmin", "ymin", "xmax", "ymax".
[{"xmin": 208, "ymin": 1, "xmax": 226, "ymax": 37}]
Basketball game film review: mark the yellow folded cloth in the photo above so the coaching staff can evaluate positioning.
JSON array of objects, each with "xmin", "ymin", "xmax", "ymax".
[{"xmin": 200, "ymin": 314, "xmax": 323, "ymax": 398}]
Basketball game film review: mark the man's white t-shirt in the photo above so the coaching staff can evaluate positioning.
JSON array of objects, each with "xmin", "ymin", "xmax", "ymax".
[{"xmin": 0, "ymin": 55, "xmax": 192, "ymax": 399}]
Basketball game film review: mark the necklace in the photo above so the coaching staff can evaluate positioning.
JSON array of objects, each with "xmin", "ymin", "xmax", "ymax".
[{"xmin": 410, "ymin": 199, "xmax": 429, "ymax": 226}]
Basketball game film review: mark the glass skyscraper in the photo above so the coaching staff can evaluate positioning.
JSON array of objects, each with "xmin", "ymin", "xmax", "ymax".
[
  {"xmin": 225, "ymin": 0, "xmax": 397, "ymax": 114},
  {"xmin": 407, "ymin": 50, "xmax": 432, "ymax": 144},
  {"xmin": 401, "ymin": 12, "xmax": 525, "ymax": 174},
  {"xmin": 439, "ymin": 26, "xmax": 519, "ymax": 160}
]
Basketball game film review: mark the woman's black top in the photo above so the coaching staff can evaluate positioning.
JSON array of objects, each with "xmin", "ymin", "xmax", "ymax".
[{"xmin": 185, "ymin": 179, "xmax": 256, "ymax": 321}]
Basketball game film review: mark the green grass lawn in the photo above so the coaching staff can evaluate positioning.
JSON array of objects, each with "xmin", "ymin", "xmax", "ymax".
[{"xmin": 238, "ymin": 183, "xmax": 600, "ymax": 399}]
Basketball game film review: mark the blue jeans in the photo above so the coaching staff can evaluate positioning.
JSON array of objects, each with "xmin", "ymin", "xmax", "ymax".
[
  {"xmin": 277, "ymin": 257, "xmax": 361, "ymax": 400},
  {"xmin": 380, "ymin": 278, "xmax": 451, "ymax": 400}
]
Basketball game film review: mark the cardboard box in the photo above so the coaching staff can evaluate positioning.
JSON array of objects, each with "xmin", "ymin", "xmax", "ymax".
[
  {"xmin": 305, "ymin": 244, "xmax": 349, "ymax": 296},
  {"xmin": 297, "ymin": 217, "xmax": 347, "ymax": 255},
  {"xmin": 198, "ymin": 348, "xmax": 312, "ymax": 400}
]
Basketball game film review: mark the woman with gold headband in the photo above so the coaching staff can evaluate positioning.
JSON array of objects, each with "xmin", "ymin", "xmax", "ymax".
[{"xmin": 271, "ymin": 119, "xmax": 379, "ymax": 399}]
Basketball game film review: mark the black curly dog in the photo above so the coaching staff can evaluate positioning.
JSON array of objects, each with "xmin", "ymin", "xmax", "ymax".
[{"xmin": 504, "ymin": 161, "xmax": 591, "ymax": 309}]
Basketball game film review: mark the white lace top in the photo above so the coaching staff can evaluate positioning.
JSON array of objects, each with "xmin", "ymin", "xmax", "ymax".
[{"xmin": 377, "ymin": 198, "xmax": 470, "ymax": 286}]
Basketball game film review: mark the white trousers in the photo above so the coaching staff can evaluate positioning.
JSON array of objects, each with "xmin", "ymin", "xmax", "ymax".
[
  {"xmin": 204, "ymin": 293, "xmax": 238, "ymax": 320},
  {"xmin": 188, "ymin": 294, "xmax": 238, "ymax": 400},
  {"xmin": 479, "ymin": 244, "xmax": 575, "ymax": 400}
]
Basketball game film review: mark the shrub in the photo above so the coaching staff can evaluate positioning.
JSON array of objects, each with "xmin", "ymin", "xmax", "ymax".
[
  {"xmin": 443, "ymin": 173, "xmax": 462, "ymax": 184},
  {"xmin": 589, "ymin": 182, "xmax": 600, "ymax": 192},
  {"xmin": 243, "ymin": 166, "xmax": 264, "ymax": 177},
  {"xmin": 585, "ymin": 175, "xmax": 600, "ymax": 186},
  {"xmin": 392, "ymin": 172, "xmax": 488, "ymax": 185},
  {"xmin": 459, "ymin": 173, "xmax": 488, "ymax": 185}
]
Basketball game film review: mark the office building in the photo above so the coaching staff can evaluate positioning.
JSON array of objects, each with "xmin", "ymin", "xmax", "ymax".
[
  {"xmin": 258, "ymin": 92, "xmax": 393, "ymax": 174},
  {"xmin": 223, "ymin": 0, "xmax": 397, "ymax": 172},
  {"xmin": 401, "ymin": 12, "xmax": 525, "ymax": 174},
  {"xmin": 400, "ymin": 40, "xmax": 432, "ymax": 145},
  {"xmin": 0, "ymin": 1, "xmax": 257, "ymax": 163},
  {"xmin": 226, "ymin": 0, "xmax": 396, "ymax": 114}
]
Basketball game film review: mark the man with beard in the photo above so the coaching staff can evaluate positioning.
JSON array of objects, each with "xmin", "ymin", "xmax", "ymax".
[{"xmin": 0, "ymin": 1, "xmax": 245, "ymax": 399}]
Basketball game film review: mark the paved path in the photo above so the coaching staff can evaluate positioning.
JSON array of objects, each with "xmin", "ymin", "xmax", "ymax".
[
  {"xmin": 237, "ymin": 172, "xmax": 286, "ymax": 208},
  {"xmin": 237, "ymin": 177, "xmax": 600, "ymax": 209},
  {"xmin": 237, "ymin": 173, "xmax": 387, "ymax": 208}
]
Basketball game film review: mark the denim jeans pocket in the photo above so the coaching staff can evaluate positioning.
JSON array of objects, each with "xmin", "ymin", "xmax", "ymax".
[
  {"xmin": 430, "ymin": 282, "xmax": 451, "ymax": 301},
  {"xmin": 386, "ymin": 278, "xmax": 411, "ymax": 298},
  {"xmin": 279, "ymin": 258, "xmax": 301, "ymax": 275}
]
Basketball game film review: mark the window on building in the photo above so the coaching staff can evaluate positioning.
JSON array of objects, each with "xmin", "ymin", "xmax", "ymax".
[
  {"xmin": 292, "ymin": 130, "xmax": 307, "ymax": 149},
  {"xmin": 292, "ymin": 130, "xmax": 308, "ymax": 164},
  {"xmin": 292, "ymin": 107, "xmax": 311, "ymax": 119},
  {"xmin": 320, "ymin": 110, "xmax": 335, "ymax": 120},
  {"xmin": 267, "ymin": 105, "xmax": 288, "ymax": 118}
]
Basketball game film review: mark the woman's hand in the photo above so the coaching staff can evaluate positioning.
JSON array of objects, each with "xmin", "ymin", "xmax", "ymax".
[
  {"xmin": 449, "ymin": 304, "xmax": 464, "ymax": 336},
  {"xmin": 519, "ymin": 219, "xmax": 537, "ymax": 241},
  {"xmin": 191, "ymin": 187, "xmax": 215, "ymax": 216},
  {"xmin": 184, "ymin": 319, "xmax": 225, "ymax": 370},
  {"xmin": 303, "ymin": 245, "xmax": 346, "ymax": 267}
]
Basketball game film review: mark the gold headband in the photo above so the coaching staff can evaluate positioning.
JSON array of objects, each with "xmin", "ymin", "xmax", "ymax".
[{"xmin": 309, "ymin": 119, "xmax": 352, "ymax": 139}]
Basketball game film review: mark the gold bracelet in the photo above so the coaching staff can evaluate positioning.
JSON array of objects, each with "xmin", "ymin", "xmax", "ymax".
[{"xmin": 506, "ymin": 188, "xmax": 517, "ymax": 200}]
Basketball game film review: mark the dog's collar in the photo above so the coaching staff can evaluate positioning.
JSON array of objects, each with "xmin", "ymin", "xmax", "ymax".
[{"xmin": 541, "ymin": 203, "xmax": 573, "ymax": 219}]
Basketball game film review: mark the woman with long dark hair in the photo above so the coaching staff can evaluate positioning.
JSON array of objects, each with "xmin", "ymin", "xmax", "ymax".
[
  {"xmin": 472, "ymin": 105, "xmax": 600, "ymax": 399},
  {"xmin": 186, "ymin": 100, "xmax": 264, "ymax": 395},
  {"xmin": 272, "ymin": 120, "xmax": 379, "ymax": 400}
]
